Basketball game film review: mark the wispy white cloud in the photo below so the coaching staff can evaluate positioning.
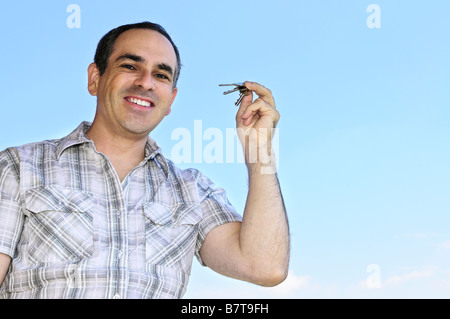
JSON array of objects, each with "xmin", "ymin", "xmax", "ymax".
[
  {"xmin": 400, "ymin": 233, "xmax": 443, "ymax": 240},
  {"xmin": 439, "ymin": 241, "xmax": 450, "ymax": 249},
  {"xmin": 184, "ymin": 269, "xmax": 313, "ymax": 299},
  {"xmin": 264, "ymin": 270, "xmax": 311, "ymax": 297},
  {"xmin": 384, "ymin": 266, "xmax": 437, "ymax": 286}
]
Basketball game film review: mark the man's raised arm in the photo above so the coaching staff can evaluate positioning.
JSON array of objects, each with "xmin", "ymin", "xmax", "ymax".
[{"xmin": 199, "ymin": 81, "xmax": 290, "ymax": 286}]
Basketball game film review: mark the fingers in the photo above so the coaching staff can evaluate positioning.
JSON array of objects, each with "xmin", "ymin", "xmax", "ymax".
[
  {"xmin": 238, "ymin": 97, "xmax": 280, "ymax": 128},
  {"xmin": 236, "ymin": 90, "xmax": 253, "ymax": 118},
  {"xmin": 241, "ymin": 98, "xmax": 270, "ymax": 119},
  {"xmin": 235, "ymin": 81, "xmax": 279, "ymax": 128},
  {"xmin": 244, "ymin": 81, "xmax": 276, "ymax": 108}
]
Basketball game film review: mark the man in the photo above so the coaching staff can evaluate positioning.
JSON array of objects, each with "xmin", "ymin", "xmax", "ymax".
[{"xmin": 0, "ymin": 22, "xmax": 289, "ymax": 298}]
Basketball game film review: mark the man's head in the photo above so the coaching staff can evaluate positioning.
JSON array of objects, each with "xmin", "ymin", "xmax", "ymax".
[
  {"xmin": 94, "ymin": 22, "xmax": 181, "ymax": 88},
  {"xmin": 87, "ymin": 22, "xmax": 180, "ymax": 139}
]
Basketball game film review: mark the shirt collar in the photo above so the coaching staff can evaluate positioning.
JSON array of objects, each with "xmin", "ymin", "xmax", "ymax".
[
  {"xmin": 144, "ymin": 135, "xmax": 170, "ymax": 179},
  {"xmin": 55, "ymin": 121, "xmax": 91, "ymax": 158},
  {"xmin": 56, "ymin": 121, "xmax": 169, "ymax": 178}
]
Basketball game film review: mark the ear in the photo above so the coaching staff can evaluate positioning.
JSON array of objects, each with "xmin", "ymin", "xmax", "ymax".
[
  {"xmin": 87, "ymin": 63, "xmax": 100, "ymax": 96},
  {"xmin": 165, "ymin": 87, "xmax": 178, "ymax": 116}
]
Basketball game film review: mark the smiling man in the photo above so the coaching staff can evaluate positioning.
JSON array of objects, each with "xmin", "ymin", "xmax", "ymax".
[
  {"xmin": 0, "ymin": 22, "xmax": 290, "ymax": 299},
  {"xmin": 85, "ymin": 27, "xmax": 179, "ymax": 181}
]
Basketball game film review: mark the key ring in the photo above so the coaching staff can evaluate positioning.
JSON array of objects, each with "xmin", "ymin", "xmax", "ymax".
[{"xmin": 219, "ymin": 83, "xmax": 250, "ymax": 106}]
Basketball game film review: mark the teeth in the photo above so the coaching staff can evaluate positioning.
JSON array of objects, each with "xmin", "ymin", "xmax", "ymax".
[{"xmin": 128, "ymin": 97, "xmax": 151, "ymax": 107}]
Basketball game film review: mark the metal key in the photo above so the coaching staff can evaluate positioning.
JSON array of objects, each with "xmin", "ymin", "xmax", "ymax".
[{"xmin": 219, "ymin": 83, "xmax": 250, "ymax": 107}]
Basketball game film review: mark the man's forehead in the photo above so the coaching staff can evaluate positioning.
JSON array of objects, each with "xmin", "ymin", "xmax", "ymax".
[{"xmin": 112, "ymin": 28, "xmax": 177, "ymax": 63}]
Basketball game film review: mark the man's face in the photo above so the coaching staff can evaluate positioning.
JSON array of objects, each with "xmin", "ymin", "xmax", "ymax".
[{"xmin": 88, "ymin": 28, "xmax": 178, "ymax": 138}]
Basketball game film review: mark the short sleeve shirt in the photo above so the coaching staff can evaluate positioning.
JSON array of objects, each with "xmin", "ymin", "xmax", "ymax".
[{"xmin": 0, "ymin": 122, "xmax": 242, "ymax": 299}]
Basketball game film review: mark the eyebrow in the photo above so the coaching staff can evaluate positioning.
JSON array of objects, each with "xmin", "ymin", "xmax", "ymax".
[
  {"xmin": 116, "ymin": 53, "xmax": 145, "ymax": 64},
  {"xmin": 156, "ymin": 63, "xmax": 174, "ymax": 78},
  {"xmin": 115, "ymin": 53, "xmax": 174, "ymax": 78}
]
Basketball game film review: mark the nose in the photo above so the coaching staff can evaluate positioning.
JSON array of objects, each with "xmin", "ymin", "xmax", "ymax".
[{"xmin": 134, "ymin": 70, "xmax": 156, "ymax": 91}]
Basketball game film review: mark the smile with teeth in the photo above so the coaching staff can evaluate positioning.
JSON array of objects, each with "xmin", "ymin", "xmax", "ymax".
[{"xmin": 126, "ymin": 97, "xmax": 153, "ymax": 107}]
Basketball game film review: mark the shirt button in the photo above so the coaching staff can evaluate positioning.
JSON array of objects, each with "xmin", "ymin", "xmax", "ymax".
[
  {"xmin": 117, "ymin": 250, "xmax": 123, "ymax": 259},
  {"xmin": 113, "ymin": 293, "xmax": 121, "ymax": 299}
]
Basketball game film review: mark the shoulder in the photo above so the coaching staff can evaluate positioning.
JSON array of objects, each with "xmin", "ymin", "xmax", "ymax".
[
  {"xmin": 0, "ymin": 139, "xmax": 62, "ymax": 175},
  {"xmin": 3, "ymin": 139, "xmax": 60, "ymax": 158},
  {"xmin": 0, "ymin": 122, "xmax": 91, "ymax": 162},
  {"xmin": 0, "ymin": 148, "xmax": 22, "ymax": 195},
  {"xmin": 0, "ymin": 147, "xmax": 20, "ymax": 173},
  {"xmin": 165, "ymin": 160, "xmax": 217, "ymax": 192}
]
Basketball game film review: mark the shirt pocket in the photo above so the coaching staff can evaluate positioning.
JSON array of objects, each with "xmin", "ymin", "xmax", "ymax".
[
  {"xmin": 23, "ymin": 186, "xmax": 95, "ymax": 264},
  {"xmin": 142, "ymin": 201, "xmax": 203, "ymax": 271}
]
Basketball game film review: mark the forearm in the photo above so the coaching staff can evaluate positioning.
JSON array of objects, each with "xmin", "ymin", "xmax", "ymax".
[
  {"xmin": 239, "ymin": 160, "xmax": 290, "ymax": 285},
  {"xmin": 0, "ymin": 253, "xmax": 11, "ymax": 286}
]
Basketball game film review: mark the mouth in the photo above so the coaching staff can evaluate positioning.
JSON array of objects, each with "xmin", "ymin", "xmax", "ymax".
[{"xmin": 124, "ymin": 96, "xmax": 155, "ymax": 108}]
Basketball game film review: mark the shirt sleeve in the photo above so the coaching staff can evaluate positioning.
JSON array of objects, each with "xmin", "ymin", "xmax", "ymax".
[
  {"xmin": 193, "ymin": 170, "xmax": 242, "ymax": 266},
  {"xmin": 0, "ymin": 148, "xmax": 24, "ymax": 258}
]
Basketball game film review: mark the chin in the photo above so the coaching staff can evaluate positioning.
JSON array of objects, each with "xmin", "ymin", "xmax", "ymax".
[{"xmin": 120, "ymin": 122, "xmax": 154, "ymax": 136}]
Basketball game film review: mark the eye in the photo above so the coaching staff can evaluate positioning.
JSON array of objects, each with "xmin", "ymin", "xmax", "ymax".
[
  {"xmin": 121, "ymin": 64, "xmax": 136, "ymax": 70},
  {"xmin": 155, "ymin": 73, "xmax": 170, "ymax": 80}
]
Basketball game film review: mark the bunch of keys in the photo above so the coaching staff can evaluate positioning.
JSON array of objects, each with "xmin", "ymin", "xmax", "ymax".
[{"xmin": 219, "ymin": 83, "xmax": 250, "ymax": 107}]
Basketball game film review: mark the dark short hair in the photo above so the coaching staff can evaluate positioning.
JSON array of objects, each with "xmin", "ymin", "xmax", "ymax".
[{"xmin": 94, "ymin": 21, "xmax": 181, "ymax": 88}]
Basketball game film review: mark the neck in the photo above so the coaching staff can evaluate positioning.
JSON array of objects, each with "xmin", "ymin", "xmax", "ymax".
[{"xmin": 86, "ymin": 122, "xmax": 148, "ymax": 181}]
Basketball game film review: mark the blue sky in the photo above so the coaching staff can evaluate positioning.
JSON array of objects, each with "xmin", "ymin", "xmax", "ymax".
[{"xmin": 1, "ymin": 0, "xmax": 449, "ymax": 298}]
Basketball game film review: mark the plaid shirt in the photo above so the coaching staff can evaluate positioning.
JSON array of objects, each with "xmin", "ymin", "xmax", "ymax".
[{"xmin": 0, "ymin": 122, "xmax": 241, "ymax": 299}]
